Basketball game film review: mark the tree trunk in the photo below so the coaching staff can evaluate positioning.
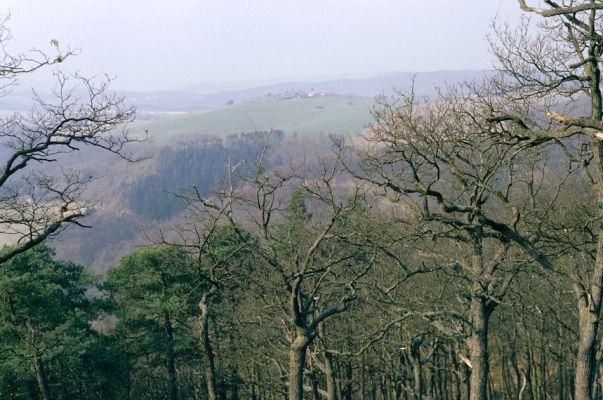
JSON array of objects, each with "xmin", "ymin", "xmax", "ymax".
[
  {"xmin": 469, "ymin": 296, "xmax": 490, "ymax": 400},
  {"xmin": 574, "ymin": 290, "xmax": 600, "ymax": 400},
  {"xmin": 576, "ymin": 16, "xmax": 603, "ymax": 399},
  {"xmin": 424, "ymin": 364, "xmax": 433, "ymax": 400},
  {"xmin": 34, "ymin": 354, "xmax": 52, "ymax": 400},
  {"xmin": 289, "ymin": 334, "xmax": 310, "ymax": 400},
  {"xmin": 518, "ymin": 368, "xmax": 533, "ymax": 400},
  {"xmin": 435, "ymin": 353, "xmax": 445, "ymax": 400},
  {"xmin": 164, "ymin": 311, "xmax": 178, "ymax": 400},
  {"xmin": 573, "ymin": 229, "xmax": 603, "ymax": 400},
  {"xmin": 409, "ymin": 340, "xmax": 423, "ymax": 400},
  {"xmin": 342, "ymin": 360, "xmax": 353, "ymax": 400},
  {"xmin": 200, "ymin": 295, "xmax": 218, "ymax": 400},
  {"xmin": 323, "ymin": 351, "xmax": 338, "ymax": 400}
]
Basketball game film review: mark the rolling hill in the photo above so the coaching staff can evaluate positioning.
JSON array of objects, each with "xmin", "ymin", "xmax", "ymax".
[
  {"xmin": 121, "ymin": 70, "xmax": 490, "ymax": 112},
  {"xmin": 131, "ymin": 96, "xmax": 376, "ymax": 141}
]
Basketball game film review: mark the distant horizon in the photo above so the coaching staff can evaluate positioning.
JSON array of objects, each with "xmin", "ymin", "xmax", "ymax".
[
  {"xmin": 15, "ymin": 67, "xmax": 493, "ymax": 95},
  {"xmin": 0, "ymin": 68, "xmax": 492, "ymax": 115},
  {"xmin": 122, "ymin": 68, "xmax": 492, "ymax": 93},
  {"xmin": 1, "ymin": 1, "xmax": 521, "ymax": 91}
]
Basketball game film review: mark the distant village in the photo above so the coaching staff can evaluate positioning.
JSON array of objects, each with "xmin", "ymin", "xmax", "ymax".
[
  {"xmin": 259, "ymin": 88, "xmax": 332, "ymax": 101},
  {"xmin": 224, "ymin": 89, "xmax": 349, "ymax": 107}
]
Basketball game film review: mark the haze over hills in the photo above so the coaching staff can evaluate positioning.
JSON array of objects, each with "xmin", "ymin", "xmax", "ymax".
[
  {"xmin": 29, "ymin": 69, "xmax": 494, "ymax": 272},
  {"xmin": 0, "ymin": 69, "xmax": 490, "ymax": 116},
  {"xmin": 124, "ymin": 70, "xmax": 491, "ymax": 112}
]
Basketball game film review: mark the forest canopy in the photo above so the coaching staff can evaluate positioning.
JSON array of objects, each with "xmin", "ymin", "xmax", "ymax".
[{"xmin": 5, "ymin": 2, "xmax": 603, "ymax": 400}]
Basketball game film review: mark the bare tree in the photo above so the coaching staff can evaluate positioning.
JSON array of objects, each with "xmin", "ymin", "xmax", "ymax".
[
  {"xmin": 163, "ymin": 178, "xmax": 251, "ymax": 400},
  {"xmin": 485, "ymin": 3, "xmax": 603, "ymax": 398},
  {"xmin": 354, "ymin": 86, "xmax": 556, "ymax": 400},
  {"xmin": 0, "ymin": 19, "xmax": 140, "ymax": 263},
  {"xmin": 173, "ymin": 143, "xmax": 376, "ymax": 400},
  {"xmin": 238, "ymin": 150, "xmax": 376, "ymax": 400}
]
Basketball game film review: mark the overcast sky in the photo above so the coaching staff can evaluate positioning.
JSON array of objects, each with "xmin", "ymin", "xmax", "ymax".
[{"xmin": 0, "ymin": 1, "xmax": 522, "ymax": 91}]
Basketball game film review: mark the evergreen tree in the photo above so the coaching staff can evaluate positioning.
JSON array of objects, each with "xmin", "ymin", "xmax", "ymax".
[
  {"xmin": 0, "ymin": 245, "xmax": 122, "ymax": 400},
  {"xmin": 104, "ymin": 246, "xmax": 199, "ymax": 400}
]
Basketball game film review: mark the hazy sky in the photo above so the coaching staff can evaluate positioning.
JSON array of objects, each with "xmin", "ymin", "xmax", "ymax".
[{"xmin": 0, "ymin": 0, "xmax": 522, "ymax": 91}]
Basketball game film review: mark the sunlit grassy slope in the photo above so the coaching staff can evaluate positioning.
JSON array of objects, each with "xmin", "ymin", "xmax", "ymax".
[{"xmin": 132, "ymin": 97, "xmax": 375, "ymax": 140}]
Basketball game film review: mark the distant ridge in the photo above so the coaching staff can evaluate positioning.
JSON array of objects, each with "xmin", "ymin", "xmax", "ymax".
[
  {"xmin": 123, "ymin": 70, "xmax": 491, "ymax": 112},
  {"xmin": 0, "ymin": 70, "xmax": 491, "ymax": 113}
]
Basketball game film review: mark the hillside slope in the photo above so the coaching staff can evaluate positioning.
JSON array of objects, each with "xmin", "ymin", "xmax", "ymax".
[{"xmin": 131, "ymin": 96, "xmax": 375, "ymax": 141}]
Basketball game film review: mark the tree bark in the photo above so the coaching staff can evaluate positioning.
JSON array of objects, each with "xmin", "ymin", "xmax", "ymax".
[
  {"xmin": 323, "ymin": 351, "xmax": 338, "ymax": 400},
  {"xmin": 289, "ymin": 334, "xmax": 310, "ymax": 400},
  {"xmin": 574, "ymin": 204, "xmax": 603, "ymax": 400},
  {"xmin": 468, "ymin": 236, "xmax": 492, "ymax": 400},
  {"xmin": 574, "ymin": 279, "xmax": 601, "ymax": 400},
  {"xmin": 518, "ymin": 368, "xmax": 533, "ymax": 400},
  {"xmin": 200, "ymin": 294, "xmax": 218, "ymax": 400},
  {"xmin": 469, "ymin": 296, "xmax": 490, "ymax": 400},
  {"xmin": 575, "ymin": 9, "xmax": 603, "ymax": 399}
]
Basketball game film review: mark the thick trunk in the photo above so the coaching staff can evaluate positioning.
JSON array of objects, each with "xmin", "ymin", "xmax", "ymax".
[
  {"xmin": 574, "ymin": 287, "xmax": 600, "ymax": 400},
  {"xmin": 576, "ymin": 11, "xmax": 603, "ymax": 400},
  {"xmin": 574, "ymin": 228, "xmax": 603, "ymax": 400},
  {"xmin": 289, "ymin": 334, "xmax": 310, "ymax": 400},
  {"xmin": 164, "ymin": 311, "xmax": 178, "ymax": 400},
  {"xmin": 469, "ymin": 296, "xmax": 490, "ymax": 400},
  {"xmin": 34, "ymin": 354, "xmax": 52, "ymax": 400},
  {"xmin": 200, "ymin": 297, "xmax": 218, "ymax": 400}
]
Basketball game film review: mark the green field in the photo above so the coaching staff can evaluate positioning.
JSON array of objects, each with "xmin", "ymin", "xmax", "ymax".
[{"xmin": 132, "ymin": 96, "xmax": 375, "ymax": 141}]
